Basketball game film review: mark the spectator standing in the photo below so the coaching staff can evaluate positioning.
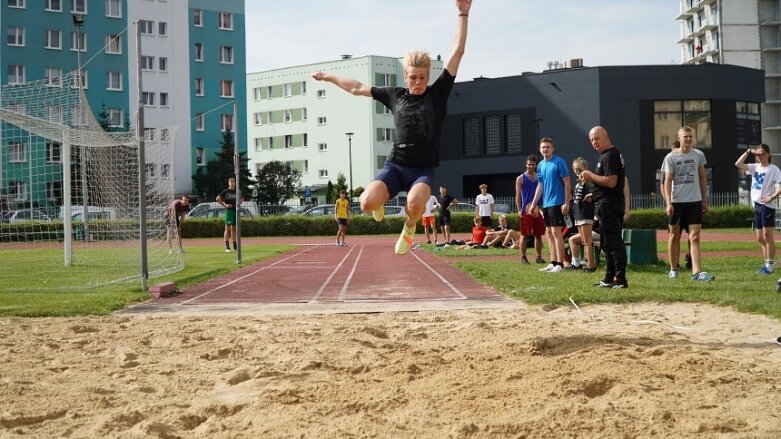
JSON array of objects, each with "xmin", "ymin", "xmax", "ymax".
[
  {"xmin": 735, "ymin": 144, "xmax": 781, "ymax": 274},
  {"xmin": 216, "ymin": 178, "xmax": 243, "ymax": 253},
  {"xmin": 570, "ymin": 158, "xmax": 596, "ymax": 271},
  {"xmin": 422, "ymin": 194, "xmax": 439, "ymax": 244},
  {"xmin": 436, "ymin": 185, "xmax": 458, "ymax": 244},
  {"xmin": 662, "ymin": 126, "xmax": 713, "ymax": 281},
  {"xmin": 529, "ymin": 138, "xmax": 571, "ymax": 273},
  {"xmin": 334, "ymin": 190, "xmax": 350, "ymax": 247},
  {"xmin": 581, "ymin": 126, "xmax": 628, "ymax": 288},
  {"xmin": 515, "ymin": 155, "xmax": 546, "ymax": 264},
  {"xmin": 475, "ymin": 184, "xmax": 495, "ymax": 228},
  {"xmin": 166, "ymin": 195, "xmax": 190, "ymax": 254}
]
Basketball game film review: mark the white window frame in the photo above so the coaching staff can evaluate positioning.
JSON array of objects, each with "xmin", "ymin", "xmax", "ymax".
[
  {"xmin": 220, "ymin": 80, "xmax": 234, "ymax": 98},
  {"xmin": 316, "ymin": 89, "xmax": 326, "ymax": 98},
  {"xmin": 46, "ymin": 105, "xmax": 63, "ymax": 123},
  {"xmin": 193, "ymin": 9, "xmax": 202, "ymax": 27},
  {"xmin": 319, "ymin": 169, "xmax": 328, "ymax": 178},
  {"xmin": 107, "ymin": 108, "xmax": 123, "ymax": 127},
  {"xmin": 218, "ymin": 12, "xmax": 233, "ymax": 30},
  {"xmin": 8, "ymin": 65, "xmax": 25, "ymax": 85},
  {"xmin": 161, "ymin": 163, "xmax": 171, "ymax": 179},
  {"xmin": 106, "ymin": 34, "xmax": 121, "ymax": 54},
  {"xmin": 194, "ymin": 78, "xmax": 203, "ymax": 96},
  {"xmin": 254, "ymin": 138, "xmax": 262, "ymax": 151},
  {"xmin": 46, "ymin": 0, "xmax": 61, "ymax": 12},
  {"xmin": 139, "ymin": 20, "xmax": 153, "ymax": 35},
  {"xmin": 219, "ymin": 45, "xmax": 234, "ymax": 64},
  {"xmin": 283, "ymin": 83, "xmax": 292, "ymax": 97},
  {"xmin": 302, "ymin": 108, "xmax": 308, "ymax": 121},
  {"xmin": 195, "ymin": 112, "xmax": 204, "ymax": 131},
  {"xmin": 159, "ymin": 92, "xmax": 168, "ymax": 107},
  {"xmin": 45, "ymin": 67, "xmax": 63, "ymax": 87},
  {"xmin": 45, "ymin": 29, "xmax": 62, "ymax": 50},
  {"xmin": 46, "ymin": 181, "xmax": 62, "ymax": 201},
  {"xmin": 158, "ymin": 22, "xmax": 167, "ymax": 37},
  {"xmin": 266, "ymin": 86, "xmax": 272, "ymax": 99},
  {"xmin": 301, "ymin": 81, "xmax": 307, "ymax": 95},
  {"xmin": 9, "ymin": 143, "xmax": 26, "ymax": 162},
  {"xmin": 142, "ymin": 92, "xmax": 155, "ymax": 107},
  {"xmin": 141, "ymin": 55, "xmax": 154, "ymax": 71},
  {"xmin": 221, "ymin": 114, "xmax": 233, "ymax": 132},
  {"xmin": 381, "ymin": 128, "xmax": 392, "ymax": 141},
  {"xmin": 318, "ymin": 143, "xmax": 328, "ymax": 152},
  {"xmin": 105, "ymin": 0, "xmax": 121, "ymax": 18},
  {"xmin": 71, "ymin": 0, "xmax": 86, "ymax": 14},
  {"xmin": 7, "ymin": 27, "xmax": 25, "ymax": 46},
  {"xmin": 253, "ymin": 87, "xmax": 261, "ymax": 101},
  {"xmin": 285, "ymin": 135, "xmax": 293, "ymax": 148},
  {"xmin": 46, "ymin": 142, "xmax": 62, "ymax": 163},
  {"xmin": 9, "ymin": 0, "xmax": 25, "ymax": 9},
  {"xmin": 106, "ymin": 71, "xmax": 122, "ymax": 90},
  {"xmin": 194, "ymin": 43, "xmax": 203, "ymax": 62},
  {"xmin": 70, "ymin": 69, "xmax": 87, "ymax": 89},
  {"xmin": 253, "ymin": 112, "xmax": 261, "ymax": 125},
  {"xmin": 317, "ymin": 116, "xmax": 327, "ymax": 125},
  {"xmin": 70, "ymin": 31, "xmax": 86, "ymax": 52},
  {"xmin": 158, "ymin": 56, "xmax": 167, "ymax": 72},
  {"xmin": 146, "ymin": 163, "xmax": 156, "ymax": 179},
  {"xmin": 284, "ymin": 109, "xmax": 292, "ymax": 123},
  {"xmin": 303, "ymin": 134, "xmax": 308, "ymax": 148},
  {"xmin": 10, "ymin": 181, "xmax": 27, "ymax": 202},
  {"xmin": 196, "ymin": 148, "xmax": 205, "ymax": 166}
]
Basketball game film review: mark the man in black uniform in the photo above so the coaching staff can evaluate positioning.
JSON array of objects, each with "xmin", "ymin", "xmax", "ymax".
[{"xmin": 580, "ymin": 126, "xmax": 628, "ymax": 288}]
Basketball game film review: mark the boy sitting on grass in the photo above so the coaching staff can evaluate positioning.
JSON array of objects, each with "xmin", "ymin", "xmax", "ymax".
[{"xmin": 459, "ymin": 216, "xmax": 489, "ymax": 249}]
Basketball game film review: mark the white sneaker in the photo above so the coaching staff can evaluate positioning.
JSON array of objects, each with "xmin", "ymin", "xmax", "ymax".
[
  {"xmin": 394, "ymin": 224, "xmax": 415, "ymax": 255},
  {"xmin": 539, "ymin": 263, "xmax": 555, "ymax": 272},
  {"xmin": 225, "ymin": 248, "xmax": 231, "ymax": 253},
  {"xmin": 372, "ymin": 206, "xmax": 385, "ymax": 222},
  {"xmin": 548, "ymin": 265, "xmax": 563, "ymax": 273},
  {"xmin": 669, "ymin": 269, "xmax": 678, "ymax": 279}
]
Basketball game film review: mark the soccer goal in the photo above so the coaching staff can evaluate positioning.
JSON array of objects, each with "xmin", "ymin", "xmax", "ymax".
[{"xmin": 0, "ymin": 73, "xmax": 182, "ymax": 292}]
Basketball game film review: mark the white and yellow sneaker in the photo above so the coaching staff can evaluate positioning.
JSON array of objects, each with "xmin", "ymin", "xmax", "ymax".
[
  {"xmin": 394, "ymin": 223, "xmax": 415, "ymax": 255},
  {"xmin": 372, "ymin": 206, "xmax": 385, "ymax": 222}
]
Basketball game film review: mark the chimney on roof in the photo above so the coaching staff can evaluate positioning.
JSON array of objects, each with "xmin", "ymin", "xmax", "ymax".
[
  {"xmin": 341, "ymin": 54, "xmax": 352, "ymax": 60},
  {"xmin": 570, "ymin": 58, "xmax": 583, "ymax": 68}
]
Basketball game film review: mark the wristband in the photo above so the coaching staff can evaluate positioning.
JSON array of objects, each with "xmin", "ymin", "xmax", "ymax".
[{"xmin": 459, "ymin": 13, "xmax": 468, "ymax": 17}]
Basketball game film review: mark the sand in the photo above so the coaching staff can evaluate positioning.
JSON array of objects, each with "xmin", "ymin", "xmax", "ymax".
[{"xmin": 1, "ymin": 302, "xmax": 780, "ymax": 438}]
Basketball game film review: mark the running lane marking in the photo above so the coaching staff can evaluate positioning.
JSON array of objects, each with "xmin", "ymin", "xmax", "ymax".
[
  {"xmin": 337, "ymin": 245, "xmax": 365, "ymax": 302},
  {"xmin": 309, "ymin": 245, "xmax": 357, "ymax": 303},
  {"xmin": 181, "ymin": 246, "xmax": 315, "ymax": 305},
  {"xmin": 409, "ymin": 250, "xmax": 468, "ymax": 299}
]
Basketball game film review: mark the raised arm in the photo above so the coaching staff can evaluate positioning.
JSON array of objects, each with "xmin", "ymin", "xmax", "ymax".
[
  {"xmin": 735, "ymin": 148, "xmax": 753, "ymax": 173},
  {"xmin": 445, "ymin": 0, "xmax": 472, "ymax": 76},
  {"xmin": 312, "ymin": 72, "xmax": 372, "ymax": 97}
]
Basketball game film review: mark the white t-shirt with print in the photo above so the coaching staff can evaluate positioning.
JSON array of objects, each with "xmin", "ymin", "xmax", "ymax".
[
  {"xmin": 746, "ymin": 162, "xmax": 781, "ymax": 205},
  {"xmin": 475, "ymin": 193, "xmax": 495, "ymax": 216},
  {"xmin": 423, "ymin": 195, "xmax": 438, "ymax": 217}
]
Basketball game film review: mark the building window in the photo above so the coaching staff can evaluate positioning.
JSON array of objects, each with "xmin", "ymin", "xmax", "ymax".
[
  {"xmin": 653, "ymin": 100, "xmax": 712, "ymax": 149},
  {"xmin": 194, "ymin": 78, "xmax": 203, "ymax": 95},
  {"xmin": 45, "ymin": 67, "xmax": 62, "ymax": 87},
  {"xmin": 318, "ymin": 143, "xmax": 327, "ymax": 152},
  {"xmin": 220, "ymin": 46, "xmax": 233, "ymax": 64},
  {"xmin": 303, "ymin": 160, "xmax": 309, "ymax": 173},
  {"xmin": 285, "ymin": 135, "xmax": 293, "ymax": 148},
  {"xmin": 218, "ymin": 12, "xmax": 233, "ymax": 30},
  {"xmin": 317, "ymin": 89, "xmax": 326, "ymax": 98},
  {"xmin": 105, "ymin": 0, "xmax": 121, "ymax": 18},
  {"xmin": 70, "ymin": 69, "xmax": 87, "ymax": 88},
  {"xmin": 45, "ymin": 30, "xmax": 62, "ymax": 50},
  {"xmin": 9, "ymin": 0, "xmax": 25, "ymax": 8},
  {"xmin": 379, "ymin": 128, "xmax": 393, "ymax": 141},
  {"xmin": 736, "ymin": 101, "xmax": 761, "ymax": 148},
  {"xmin": 317, "ymin": 116, "xmax": 327, "ymax": 125},
  {"xmin": 266, "ymin": 85, "xmax": 272, "ymax": 98},
  {"xmin": 195, "ymin": 112, "xmax": 204, "ymax": 131},
  {"xmin": 253, "ymin": 87, "xmax": 261, "ymax": 101},
  {"xmin": 70, "ymin": 31, "xmax": 86, "ymax": 51},
  {"xmin": 463, "ymin": 117, "xmax": 480, "ymax": 156},
  {"xmin": 47, "ymin": 142, "xmax": 62, "ymax": 163},
  {"xmin": 485, "ymin": 115, "xmax": 501, "ymax": 154},
  {"xmin": 505, "ymin": 114, "xmax": 522, "ymax": 153},
  {"xmin": 194, "ymin": 43, "xmax": 203, "ymax": 61},
  {"xmin": 252, "ymin": 112, "xmax": 261, "ymax": 126},
  {"xmin": 7, "ymin": 27, "xmax": 25, "ymax": 46},
  {"xmin": 319, "ymin": 169, "xmax": 328, "ymax": 178},
  {"xmin": 303, "ymin": 133, "xmax": 308, "ymax": 147},
  {"xmin": 254, "ymin": 138, "xmax": 262, "ymax": 151},
  {"xmin": 219, "ymin": 80, "xmax": 234, "ymax": 98},
  {"xmin": 146, "ymin": 163, "xmax": 156, "ymax": 179},
  {"xmin": 193, "ymin": 9, "xmax": 202, "ymax": 26},
  {"xmin": 71, "ymin": 0, "xmax": 86, "ymax": 14},
  {"xmin": 9, "ymin": 143, "xmax": 26, "ymax": 162},
  {"xmin": 141, "ymin": 91, "xmax": 155, "ymax": 107},
  {"xmin": 221, "ymin": 114, "xmax": 233, "ymax": 131},
  {"xmin": 7, "ymin": 65, "xmax": 25, "ymax": 85},
  {"xmin": 106, "ymin": 71, "xmax": 122, "ymax": 90},
  {"xmin": 158, "ymin": 22, "xmax": 167, "ymax": 37},
  {"xmin": 106, "ymin": 34, "xmax": 121, "ymax": 54},
  {"xmin": 158, "ymin": 57, "xmax": 167, "ymax": 72},
  {"xmin": 139, "ymin": 20, "xmax": 153, "ymax": 35},
  {"xmin": 284, "ymin": 110, "xmax": 292, "ymax": 123},
  {"xmin": 159, "ymin": 92, "xmax": 168, "ymax": 107},
  {"xmin": 46, "ymin": 0, "xmax": 61, "ymax": 12},
  {"xmin": 268, "ymin": 137, "xmax": 275, "ymax": 149},
  {"xmin": 301, "ymin": 81, "xmax": 307, "ymax": 95},
  {"xmin": 283, "ymin": 84, "xmax": 292, "ymax": 97},
  {"xmin": 376, "ymin": 155, "xmax": 388, "ymax": 169},
  {"xmin": 9, "ymin": 181, "xmax": 26, "ymax": 202},
  {"xmin": 46, "ymin": 181, "xmax": 63, "ymax": 201},
  {"xmin": 46, "ymin": 105, "xmax": 63, "ymax": 123},
  {"xmin": 107, "ymin": 108, "xmax": 123, "ymax": 127},
  {"xmin": 144, "ymin": 128, "xmax": 155, "ymax": 141},
  {"xmin": 161, "ymin": 164, "xmax": 170, "ymax": 179},
  {"xmin": 141, "ymin": 55, "xmax": 154, "ymax": 70},
  {"xmin": 196, "ymin": 148, "xmax": 205, "ymax": 166},
  {"xmin": 379, "ymin": 73, "xmax": 393, "ymax": 86},
  {"xmin": 302, "ymin": 108, "xmax": 308, "ymax": 121}
]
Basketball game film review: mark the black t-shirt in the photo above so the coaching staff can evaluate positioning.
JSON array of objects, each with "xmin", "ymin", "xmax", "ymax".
[
  {"xmin": 218, "ymin": 188, "xmax": 238, "ymax": 211},
  {"xmin": 371, "ymin": 69, "xmax": 456, "ymax": 167},
  {"xmin": 592, "ymin": 146, "xmax": 625, "ymax": 206},
  {"xmin": 438, "ymin": 194, "xmax": 455, "ymax": 217}
]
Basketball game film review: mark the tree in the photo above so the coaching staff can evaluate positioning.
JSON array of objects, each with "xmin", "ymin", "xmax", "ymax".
[
  {"xmin": 335, "ymin": 173, "xmax": 348, "ymax": 195},
  {"xmin": 254, "ymin": 161, "xmax": 302, "ymax": 205},
  {"xmin": 326, "ymin": 180, "xmax": 335, "ymax": 204},
  {"xmin": 191, "ymin": 129, "xmax": 253, "ymax": 201},
  {"xmin": 351, "ymin": 186, "xmax": 365, "ymax": 199}
]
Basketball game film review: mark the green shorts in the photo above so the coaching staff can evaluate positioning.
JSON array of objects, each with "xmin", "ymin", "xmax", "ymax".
[{"xmin": 224, "ymin": 209, "xmax": 236, "ymax": 225}]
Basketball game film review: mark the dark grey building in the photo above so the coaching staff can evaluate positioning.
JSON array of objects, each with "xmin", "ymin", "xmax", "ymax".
[{"xmin": 438, "ymin": 64, "xmax": 765, "ymax": 199}]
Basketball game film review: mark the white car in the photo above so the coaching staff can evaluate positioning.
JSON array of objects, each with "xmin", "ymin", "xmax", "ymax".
[{"xmin": 4, "ymin": 209, "xmax": 52, "ymax": 223}]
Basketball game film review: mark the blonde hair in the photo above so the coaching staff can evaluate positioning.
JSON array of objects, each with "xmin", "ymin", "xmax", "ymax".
[{"xmin": 403, "ymin": 50, "xmax": 431, "ymax": 72}]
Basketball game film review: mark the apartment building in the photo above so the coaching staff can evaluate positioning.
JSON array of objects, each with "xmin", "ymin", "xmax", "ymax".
[
  {"xmin": 0, "ymin": 0, "xmax": 245, "ymax": 208},
  {"xmin": 676, "ymin": 0, "xmax": 778, "ymax": 150},
  {"xmin": 246, "ymin": 55, "xmax": 443, "ymax": 202}
]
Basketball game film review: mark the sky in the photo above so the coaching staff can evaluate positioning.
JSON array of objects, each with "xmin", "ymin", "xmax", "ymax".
[{"xmin": 244, "ymin": 1, "xmax": 682, "ymax": 80}]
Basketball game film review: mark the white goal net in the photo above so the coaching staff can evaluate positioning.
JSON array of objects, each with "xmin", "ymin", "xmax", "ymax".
[{"xmin": 0, "ymin": 72, "xmax": 182, "ymax": 292}]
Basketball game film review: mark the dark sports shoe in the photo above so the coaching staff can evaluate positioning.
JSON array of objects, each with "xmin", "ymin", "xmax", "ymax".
[
  {"xmin": 521, "ymin": 256, "xmax": 530, "ymax": 264},
  {"xmin": 612, "ymin": 279, "xmax": 629, "ymax": 289},
  {"xmin": 685, "ymin": 253, "xmax": 692, "ymax": 269},
  {"xmin": 777, "ymin": 279, "xmax": 781, "ymax": 293},
  {"xmin": 777, "ymin": 336, "xmax": 781, "ymax": 346},
  {"xmin": 535, "ymin": 256, "xmax": 546, "ymax": 264},
  {"xmin": 582, "ymin": 267, "xmax": 597, "ymax": 273}
]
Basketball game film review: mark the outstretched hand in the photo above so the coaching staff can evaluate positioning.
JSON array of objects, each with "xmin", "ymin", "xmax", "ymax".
[
  {"xmin": 456, "ymin": 0, "xmax": 473, "ymax": 14},
  {"xmin": 312, "ymin": 71, "xmax": 327, "ymax": 81}
]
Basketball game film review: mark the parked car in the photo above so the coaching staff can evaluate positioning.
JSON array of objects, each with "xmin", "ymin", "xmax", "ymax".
[
  {"xmin": 450, "ymin": 202, "xmax": 477, "ymax": 213},
  {"xmin": 304, "ymin": 204, "xmax": 362, "ymax": 217},
  {"xmin": 3, "ymin": 209, "xmax": 52, "ymax": 223},
  {"xmin": 382, "ymin": 205, "xmax": 406, "ymax": 217},
  {"xmin": 188, "ymin": 202, "xmax": 257, "ymax": 218},
  {"xmin": 258, "ymin": 205, "xmax": 293, "ymax": 216},
  {"xmin": 187, "ymin": 205, "xmax": 254, "ymax": 219},
  {"xmin": 494, "ymin": 203, "xmax": 512, "ymax": 214}
]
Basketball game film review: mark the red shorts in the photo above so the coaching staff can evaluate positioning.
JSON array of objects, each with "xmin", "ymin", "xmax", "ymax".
[
  {"xmin": 520, "ymin": 212, "xmax": 545, "ymax": 236},
  {"xmin": 422, "ymin": 216, "xmax": 436, "ymax": 227}
]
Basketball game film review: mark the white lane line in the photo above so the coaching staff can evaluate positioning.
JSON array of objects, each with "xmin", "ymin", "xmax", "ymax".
[
  {"xmin": 409, "ymin": 250, "xmax": 468, "ymax": 299},
  {"xmin": 181, "ymin": 247, "xmax": 315, "ymax": 305},
  {"xmin": 309, "ymin": 245, "xmax": 356, "ymax": 303},
  {"xmin": 338, "ymin": 245, "xmax": 365, "ymax": 302}
]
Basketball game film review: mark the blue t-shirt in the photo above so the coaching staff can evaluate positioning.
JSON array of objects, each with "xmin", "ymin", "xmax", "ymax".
[{"xmin": 537, "ymin": 155, "xmax": 569, "ymax": 208}]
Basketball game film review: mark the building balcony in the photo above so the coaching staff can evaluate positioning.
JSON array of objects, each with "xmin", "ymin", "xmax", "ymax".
[
  {"xmin": 677, "ymin": 35, "xmax": 694, "ymax": 44},
  {"xmin": 765, "ymin": 100, "xmax": 781, "ymax": 105},
  {"xmin": 686, "ymin": 4, "xmax": 704, "ymax": 14},
  {"xmin": 698, "ymin": 23, "xmax": 718, "ymax": 32},
  {"xmin": 761, "ymin": 47, "xmax": 781, "ymax": 53},
  {"xmin": 676, "ymin": 11, "xmax": 693, "ymax": 21},
  {"xmin": 700, "ymin": 0, "xmax": 717, "ymax": 5},
  {"xmin": 760, "ymin": 21, "xmax": 781, "ymax": 27}
]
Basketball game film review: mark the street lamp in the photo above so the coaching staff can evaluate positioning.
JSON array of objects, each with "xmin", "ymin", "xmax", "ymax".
[
  {"xmin": 345, "ymin": 132, "xmax": 354, "ymax": 200},
  {"xmin": 73, "ymin": 13, "xmax": 88, "ymax": 240}
]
